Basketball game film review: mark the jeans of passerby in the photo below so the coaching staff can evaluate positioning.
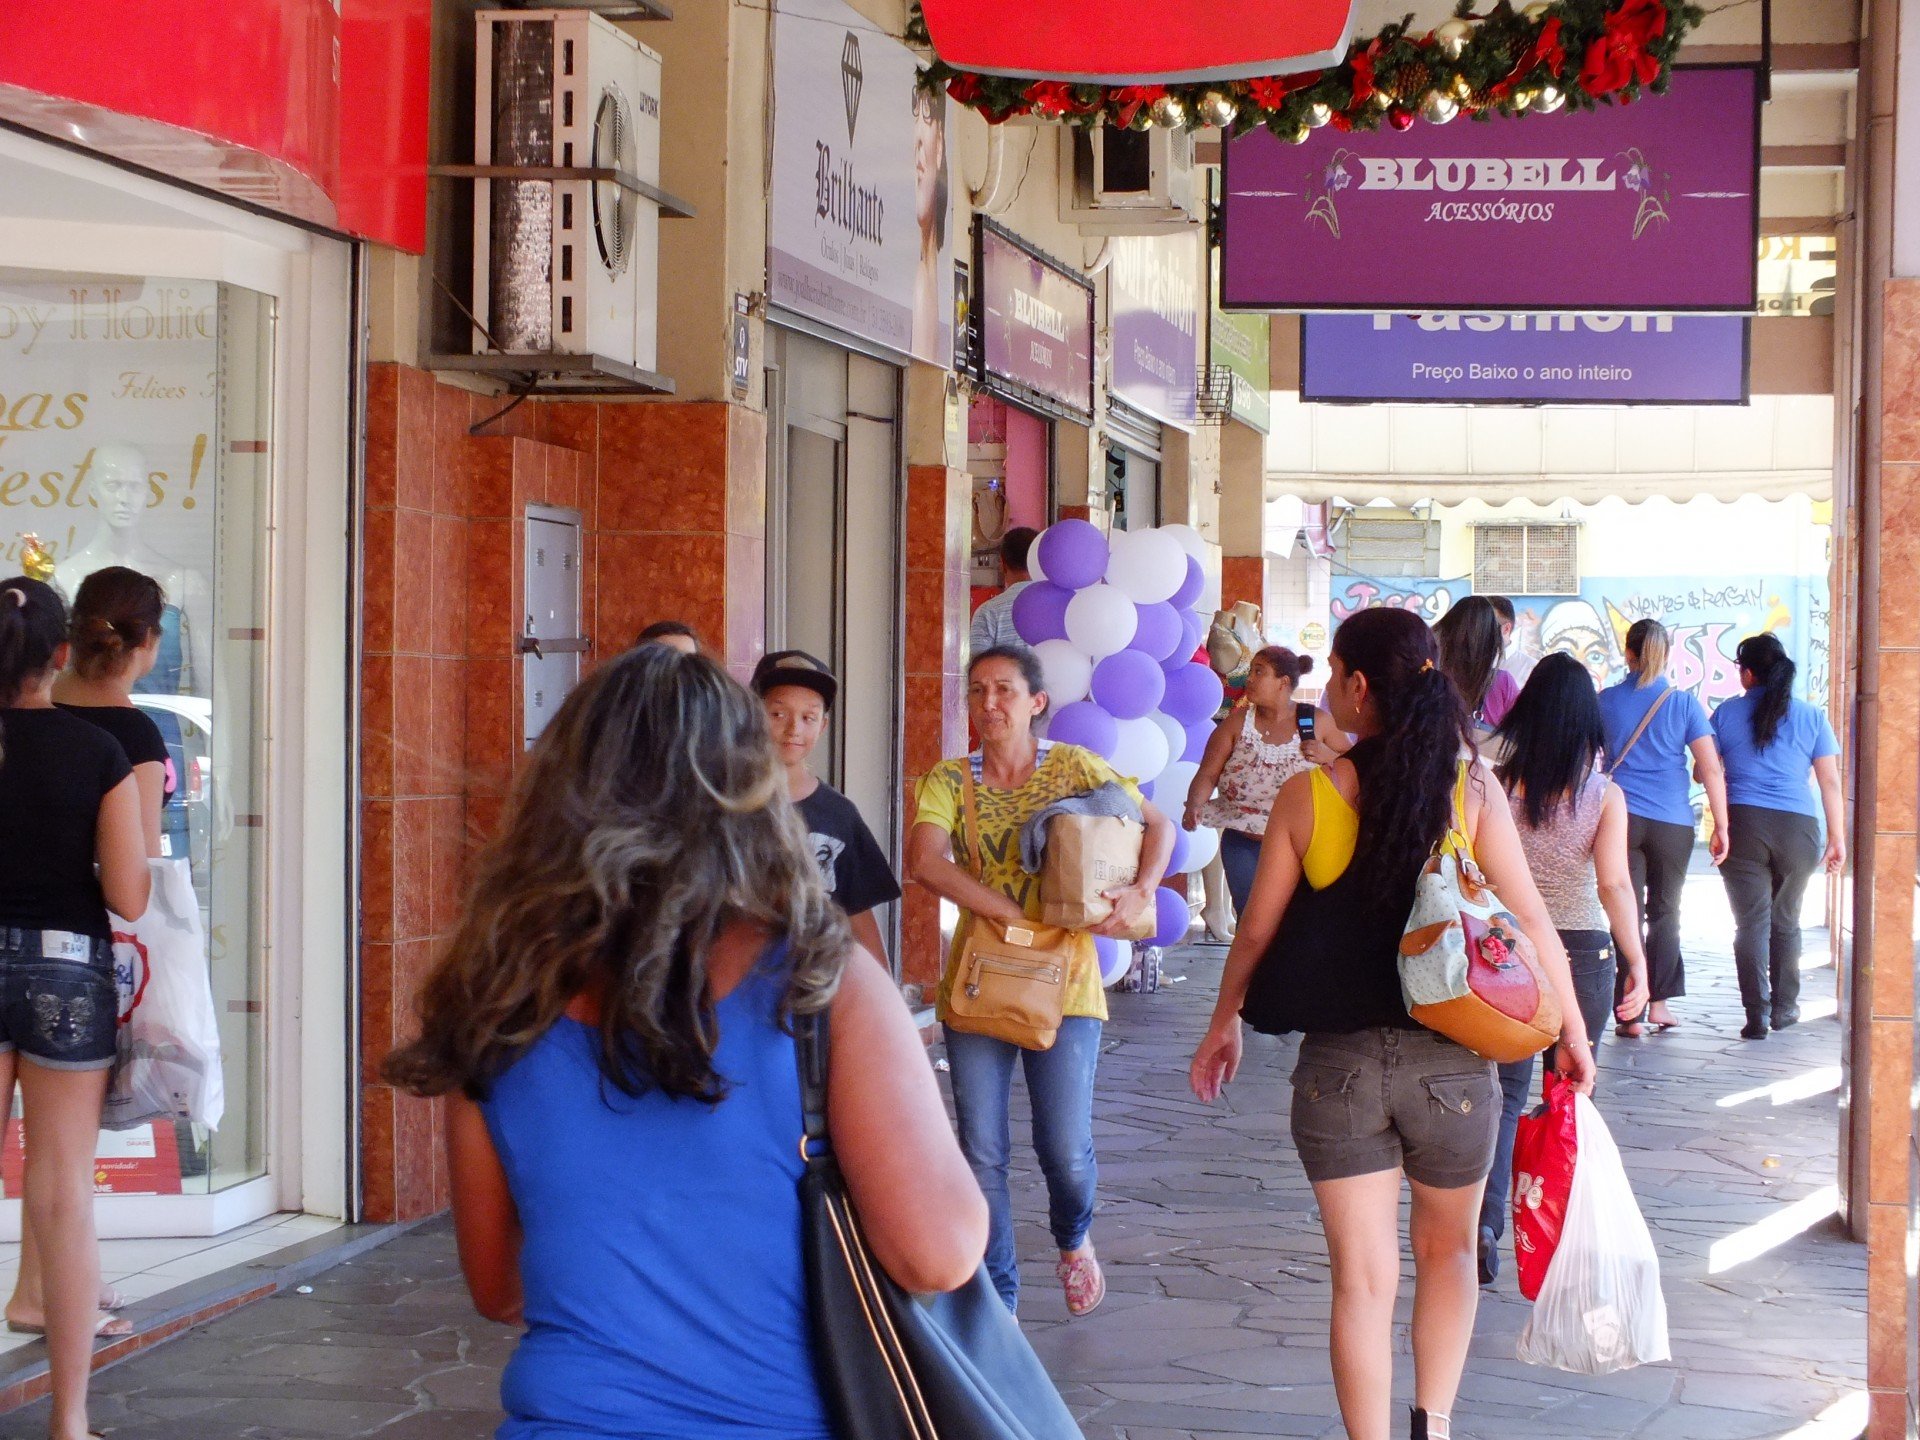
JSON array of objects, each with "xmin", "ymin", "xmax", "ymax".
[
  {"xmin": 1480, "ymin": 932, "xmax": 1615, "ymax": 1247},
  {"xmin": 1219, "ymin": 829, "xmax": 1262, "ymax": 917},
  {"xmin": 1624, "ymin": 814, "xmax": 1694, "ymax": 1005},
  {"xmin": 1720, "ymin": 803, "xmax": 1822, "ymax": 1026},
  {"xmin": 944, "ymin": 1017, "xmax": 1101, "ymax": 1312}
]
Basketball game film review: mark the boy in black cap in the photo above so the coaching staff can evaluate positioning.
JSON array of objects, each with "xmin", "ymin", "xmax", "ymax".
[{"xmin": 751, "ymin": 650, "xmax": 902, "ymax": 963}]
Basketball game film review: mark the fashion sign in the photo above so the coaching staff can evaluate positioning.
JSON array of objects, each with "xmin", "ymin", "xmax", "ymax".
[
  {"xmin": 1221, "ymin": 66, "xmax": 1760, "ymax": 312},
  {"xmin": 1108, "ymin": 232, "xmax": 1203, "ymax": 429}
]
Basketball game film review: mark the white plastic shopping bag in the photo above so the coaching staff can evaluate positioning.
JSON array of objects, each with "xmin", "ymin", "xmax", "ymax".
[
  {"xmin": 102, "ymin": 858, "xmax": 224, "ymax": 1132},
  {"xmin": 1516, "ymin": 1090, "xmax": 1669, "ymax": 1374}
]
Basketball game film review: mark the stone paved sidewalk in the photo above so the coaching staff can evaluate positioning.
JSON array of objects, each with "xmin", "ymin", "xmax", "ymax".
[{"xmin": 1, "ymin": 878, "xmax": 1863, "ymax": 1438}]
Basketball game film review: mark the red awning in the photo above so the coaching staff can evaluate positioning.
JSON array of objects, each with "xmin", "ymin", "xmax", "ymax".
[{"xmin": 917, "ymin": 0, "xmax": 1357, "ymax": 84}]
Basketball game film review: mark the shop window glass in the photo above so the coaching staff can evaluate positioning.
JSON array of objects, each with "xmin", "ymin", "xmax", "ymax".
[{"xmin": 0, "ymin": 271, "xmax": 272, "ymax": 1198}]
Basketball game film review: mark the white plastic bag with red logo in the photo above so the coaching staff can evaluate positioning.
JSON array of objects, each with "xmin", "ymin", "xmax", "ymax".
[
  {"xmin": 1515, "ymin": 1077, "xmax": 1668, "ymax": 1374},
  {"xmin": 101, "ymin": 858, "xmax": 224, "ymax": 1132}
]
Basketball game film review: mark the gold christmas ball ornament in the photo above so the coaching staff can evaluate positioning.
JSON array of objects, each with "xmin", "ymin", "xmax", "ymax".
[
  {"xmin": 1372, "ymin": 87, "xmax": 1395, "ymax": 109},
  {"xmin": 1150, "ymin": 93, "xmax": 1188, "ymax": 128},
  {"xmin": 1420, "ymin": 90, "xmax": 1461, "ymax": 124},
  {"xmin": 1451, "ymin": 74, "xmax": 1474, "ymax": 102},
  {"xmin": 1306, "ymin": 101, "xmax": 1334, "ymax": 128},
  {"xmin": 1511, "ymin": 88, "xmax": 1537, "ymax": 111},
  {"xmin": 1284, "ymin": 121, "xmax": 1312, "ymax": 143},
  {"xmin": 1534, "ymin": 83, "xmax": 1566, "ymax": 113},
  {"xmin": 1434, "ymin": 17, "xmax": 1476, "ymax": 58},
  {"xmin": 1523, "ymin": 2, "xmax": 1554, "ymax": 18},
  {"xmin": 1196, "ymin": 90, "xmax": 1239, "ymax": 128}
]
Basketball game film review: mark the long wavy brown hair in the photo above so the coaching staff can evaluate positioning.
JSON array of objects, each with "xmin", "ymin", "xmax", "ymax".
[{"xmin": 384, "ymin": 644, "xmax": 850, "ymax": 1103}]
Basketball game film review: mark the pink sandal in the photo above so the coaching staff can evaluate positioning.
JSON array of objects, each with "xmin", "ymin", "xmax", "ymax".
[{"xmin": 1056, "ymin": 1249, "xmax": 1105, "ymax": 1317}]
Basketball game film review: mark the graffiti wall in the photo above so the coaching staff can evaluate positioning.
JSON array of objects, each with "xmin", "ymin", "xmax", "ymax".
[{"xmin": 1329, "ymin": 574, "xmax": 1832, "ymax": 708}]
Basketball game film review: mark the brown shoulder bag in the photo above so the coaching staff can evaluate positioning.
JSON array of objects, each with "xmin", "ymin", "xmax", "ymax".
[{"xmin": 944, "ymin": 768, "xmax": 1078, "ymax": 1051}]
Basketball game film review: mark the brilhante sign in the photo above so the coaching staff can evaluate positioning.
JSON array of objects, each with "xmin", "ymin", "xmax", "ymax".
[
  {"xmin": 1302, "ymin": 312, "xmax": 1750, "ymax": 404},
  {"xmin": 1222, "ymin": 66, "xmax": 1760, "ymax": 313}
]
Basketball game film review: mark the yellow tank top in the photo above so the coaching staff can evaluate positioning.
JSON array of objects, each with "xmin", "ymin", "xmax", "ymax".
[{"xmin": 1301, "ymin": 762, "xmax": 1472, "ymax": 890}]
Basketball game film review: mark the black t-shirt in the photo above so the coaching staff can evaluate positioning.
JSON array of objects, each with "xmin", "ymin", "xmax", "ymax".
[
  {"xmin": 0, "ymin": 707, "xmax": 133, "ymax": 940},
  {"xmin": 797, "ymin": 783, "xmax": 901, "ymax": 919},
  {"xmin": 57, "ymin": 704, "xmax": 172, "ymax": 804}
]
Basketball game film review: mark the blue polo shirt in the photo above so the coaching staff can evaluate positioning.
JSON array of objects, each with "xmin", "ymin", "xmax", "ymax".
[
  {"xmin": 1712, "ymin": 692, "xmax": 1838, "ymax": 819},
  {"xmin": 1598, "ymin": 677, "xmax": 1712, "ymax": 829}
]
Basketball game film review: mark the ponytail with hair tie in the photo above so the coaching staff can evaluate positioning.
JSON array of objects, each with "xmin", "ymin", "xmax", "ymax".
[{"xmin": 1736, "ymin": 632, "xmax": 1797, "ymax": 749}]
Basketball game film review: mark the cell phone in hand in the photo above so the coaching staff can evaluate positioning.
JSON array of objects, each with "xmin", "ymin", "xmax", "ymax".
[{"xmin": 1295, "ymin": 702, "xmax": 1318, "ymax": 743}]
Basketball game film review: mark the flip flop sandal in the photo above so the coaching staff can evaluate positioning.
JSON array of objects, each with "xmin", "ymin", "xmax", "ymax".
[
  {"xmin": 5, "ymin": 1313, "xmax": 133, "ymax": 1339},
  {"xmin": 1056, "ymin": 1251, "xmax": 1105, "ymax": 1318},
  {"xmin": 101, "ymin": 1287, "xmax": 128, "ymax": 1313}
]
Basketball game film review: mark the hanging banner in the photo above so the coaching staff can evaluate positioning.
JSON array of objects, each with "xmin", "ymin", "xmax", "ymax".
[
  {"xmin": 1222, "ymin": 66, "xmax": 1760, "ymax": 314},
  {"xmin": 768, "ymin": 0, "xmax": 954, "ymax": 364},
  {"xmin": 1303, "ymin": 312, "xmax": 1750, "ymax": 404},
  {"xmin": 975, "ymin": 221, "xmax": 1095, "ymax": 420},
  {"xmin": 916, "ymin": 0, "xmax": 1356, "ymax": 83},
  {"xmin": 1108, "ymin": 232, "xmax": 1201, "ymax": 429},
  {"xmin": 1211, "ymin": 270, "xmax": 1272, "ymax": 431}
]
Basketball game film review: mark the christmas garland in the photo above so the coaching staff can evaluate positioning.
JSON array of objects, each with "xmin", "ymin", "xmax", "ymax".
[{"xmin": 908, "ymin": 0, "xmax": 1703, "ymax": 137}]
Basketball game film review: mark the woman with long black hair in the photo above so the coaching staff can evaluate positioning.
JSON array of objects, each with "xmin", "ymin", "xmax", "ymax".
[
  {"xmin": 1476, "ymin": 653, "xmax": 1651, "ymax": 1284},
  {"xmin": 1712, "ymin": 633, "xmax": 1844, "ymax": 1038},
  {"xmin": 1189, "ymin": 608, "xmax": 1593, "ymax": 1440},
  {"xmin": 1433, "ymin": 596, "xmax": 1507, "ymax": 733}
]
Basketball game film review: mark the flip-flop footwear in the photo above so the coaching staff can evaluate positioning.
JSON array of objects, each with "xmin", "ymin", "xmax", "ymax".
[{"xmin": 5, "ymin": 1313, "xmax": 132, "ymax": 1339}]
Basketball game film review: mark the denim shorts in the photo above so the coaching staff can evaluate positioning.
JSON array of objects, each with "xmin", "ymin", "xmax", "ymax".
[
  {"xmin": 0, "ymin": 927, "xmax": 119, "ymax": 1071},
  {"xmin": 1290, "ymin": 1026, "xmax": 1499, "ymax": 1189}
]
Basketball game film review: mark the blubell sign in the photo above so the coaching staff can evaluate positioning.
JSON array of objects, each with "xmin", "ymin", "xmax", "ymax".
[
  {"xmin": 1221, "ymin": 65, "xmax": 1760, "ymax": 313},
  {"xmin": 1302, "ymin": 311, "xmax": 1750, "ymax": 404}
]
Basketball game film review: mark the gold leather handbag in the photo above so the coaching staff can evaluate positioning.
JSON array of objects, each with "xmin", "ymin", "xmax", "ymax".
[{"xmin": 944, "ymin": 769, "xmax": 1077, "ymax": 1051}]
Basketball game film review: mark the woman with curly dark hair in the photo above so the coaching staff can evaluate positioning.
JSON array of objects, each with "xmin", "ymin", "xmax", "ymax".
[
  {"xmin": 1189, "ymin": 607, "xmax": 1593, "ymax": 1440},
  {"xmin": 386, "ymin": 645, "xmax": 984, "ymax": 1440}
]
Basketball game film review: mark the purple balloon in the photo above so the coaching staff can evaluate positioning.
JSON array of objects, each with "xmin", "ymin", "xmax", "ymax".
[
  {"xmin": 1171, "ymin": 554, "xmax": 1206, "ymax": 611},
  {"xmin": 1011, "ymin": 582, "xmax": 1073, "ymax": 645},
  {"xmin": 1095, "ymin": 934, "xmax": 1130, "ymax": 987},
  {"xmin": 1130, "ymin": 601, "xmax": 1184, "ymax": 663},
  {"xmin": 1137, "ymin": 778, "xmax": 1156, "ymax": 804},
  {"xmin": 1090, "ymin": 649, "xmax": 1167, "ymax": 721},
  {"xmin": 1151, "ymin": 886, "xmax": 1192, "ymax": 948},
  {"xmin": 1049, "ymin": 700, "xmax": 1120, "ymax": 759},
  {"xmin": 1163, "ymin": 608, "xmax": 1204, "ymax": 668},
  {"xmin": 1166, "ymin": 826, "xmax": 1193, "ymax": 876},
  {"xmin": 1036, "ymin": 519, "xmax": 1110, "ymax": 591},
  {"xmin": 1181, "ymin": 719, "xmax": 1212, "ymax": 763},
  {"xmin": 1162, "ymin": 663, "xmax": 1226, "ymax": 726}
]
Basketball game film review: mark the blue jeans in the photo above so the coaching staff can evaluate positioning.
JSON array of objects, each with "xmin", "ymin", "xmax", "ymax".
[
  {"xmin": 1219, "ymin": 828, "xmax": 1263, "ymax": 917},
  {"xmin": 944, "ymin": 1018, "xmax": 1101, "ymax": 1311},
  {"xmin": 1481, "ymin": 933, "xmax": 1616, "ymax": 1242}
]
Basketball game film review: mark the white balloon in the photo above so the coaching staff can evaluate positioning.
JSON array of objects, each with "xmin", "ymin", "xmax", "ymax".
[
  {"xmin": 1027, "ymin": 541, "xmax": 1048, "ymax": 582},
  {"xmin": 1185, "ymin": 824, "xmax": 1222, "ymax": 871},
  {"xmin": 1110, "ymin": 714, "xmax": 1172, "ymax": 785},
  {"xmin": 1105, "ymin": 528, "xmax": 1189, "ymax": 606},
  {"xmin": 1159, "ymin": 523, "xmax": 1207, "ymax": 562},
  {"xmin": 1149, "ymin": 711, "xmax": 1186, "ymax": 768},
  {"xmin": 1064, "ymin": 584, "xmax": 1139, "ymax": 660},
  {"xmin": 1034, "ymin": 638, "xmax": 1093, "ymax": 706},
  {"xmin": 1159, "ymin": 760, "xmax": 1201, "ymax": 811}
]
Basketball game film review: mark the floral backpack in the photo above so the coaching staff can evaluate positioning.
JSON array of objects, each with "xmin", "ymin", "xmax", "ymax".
[{"xmin": 1398, "ymin": 767, "xmax": 1561, "ymax": 1063}]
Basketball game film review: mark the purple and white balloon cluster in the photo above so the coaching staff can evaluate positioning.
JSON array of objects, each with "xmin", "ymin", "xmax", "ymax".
[{"xmin": 1012, "ymin": 519, "xmax": 1225, "ymax": 953}]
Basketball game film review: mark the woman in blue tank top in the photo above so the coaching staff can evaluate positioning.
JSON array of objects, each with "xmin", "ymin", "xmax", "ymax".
[{"xmin": 386, "ymin": 646, "xmax": 986, "ymax": 1440}]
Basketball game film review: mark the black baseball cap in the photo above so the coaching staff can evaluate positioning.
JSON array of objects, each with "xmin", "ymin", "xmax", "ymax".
[{"xmin": 750, "ymin": 649, "xmax": 838, "ymax": 709}]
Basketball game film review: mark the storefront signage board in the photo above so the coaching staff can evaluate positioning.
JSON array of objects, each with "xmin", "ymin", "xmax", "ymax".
[
  {"xmin": 976, "ymin": 221, "xmax": 1095, "ymax": 421},
  {"xmin": 1109, "ymin": 232, "xmax": 1201, "ymax": 429},
  {"xmin": 1210, "ymin": 268, "xmax": 1272, "ymax": 431},
  {"xmin": 1222, "ymin": 66, "xmax": 1761, "ymax": 313},
  {"xmin": 768, "ymin": 0, "xmax": 954, "ymax": 364},
  {"xmin": 1302, "ymin": 311, "xmax": 1750, "ymax": 404}
]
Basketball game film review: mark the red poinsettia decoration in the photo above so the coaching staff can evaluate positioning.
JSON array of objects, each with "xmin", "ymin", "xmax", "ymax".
[
  {"xmin": 1246, "ymin": 70, "xmax": 1322, "ymax": 109},
  {"xmin": 1491, "ymin": 16, "xmax": 1566, "ymax": 99},
  {"xmin": 1348, "ymin": 46, "xmax": 1379, "ymax": 107},
  {"xmin": 1580, "ymin": 0, "xmax": 1666, "ymax": 95},
  {"xmin": 1108, "ymin": 84, "xmax": 1169, "ymax": 128},
  {"xmin": 1023, "ymin": 80, "xmax": 1085, "ymax": 118}
]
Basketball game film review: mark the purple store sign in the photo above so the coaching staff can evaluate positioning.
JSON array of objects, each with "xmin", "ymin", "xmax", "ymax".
[
  {"xmin": 977, "ymin": 221, "xmax": 1095, "ymax": 419},
  {"xmin": 1108, "ymin": 233, "xmax": 1201, "ymax": 428},
  {"xmin": 1303, "ymin": 312, "xmax": 1751, "ymax": 404},
  {"xmin": 1222, "ymin": 66, "xmax": 1760, "ymax": 313}
]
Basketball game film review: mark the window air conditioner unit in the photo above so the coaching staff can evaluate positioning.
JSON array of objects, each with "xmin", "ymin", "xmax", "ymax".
[
  {"xmin": 1060, "ymin": 127, "xmax": 1202, "ymax": 235},
  {"xmin": 473, "ymin": 10, "xmax": 662, "ymax": 371}
]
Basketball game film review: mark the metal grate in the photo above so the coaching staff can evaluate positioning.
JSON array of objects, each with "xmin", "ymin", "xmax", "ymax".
[
  {"xmin": 1473, "ymin": 522, "xmax": 1580, "ymax": 595},
  {"xmin": 1335, "ymin": 507, "xmax": 1440, "ymax": 579}
]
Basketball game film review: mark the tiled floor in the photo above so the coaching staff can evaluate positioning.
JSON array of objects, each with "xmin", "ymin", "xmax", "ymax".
[{"xmin": 0, "ymin": 1212, "xmax": 341, "ymax": 1359}]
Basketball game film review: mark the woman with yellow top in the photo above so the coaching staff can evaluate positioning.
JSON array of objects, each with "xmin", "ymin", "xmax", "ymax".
[
  {"xmin": 908, "ymin": 646, "xmax": 1175, "ymax": 1317},
  {"xmin": 1189, "ymin": 608, "xmax": 1594, "ymax": 1440}
]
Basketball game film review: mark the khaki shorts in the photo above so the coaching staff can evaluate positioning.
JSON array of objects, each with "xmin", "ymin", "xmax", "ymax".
[{"xmin": 1290, "ymin": 1027, "xmax": 1499, "ymax": 1189}]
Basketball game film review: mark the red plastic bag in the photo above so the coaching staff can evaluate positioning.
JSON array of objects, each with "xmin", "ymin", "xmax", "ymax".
[{"xmin": 1511, "ymin": 1073, "xmax": 1578, "ymax": 1301}]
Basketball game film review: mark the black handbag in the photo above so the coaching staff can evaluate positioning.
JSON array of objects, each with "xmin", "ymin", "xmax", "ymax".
[{"xmin": 793, "ymin": 1009, "xmax": 1083, "ymax": 1440}]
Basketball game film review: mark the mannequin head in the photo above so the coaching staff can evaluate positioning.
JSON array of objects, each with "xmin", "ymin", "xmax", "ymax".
[{"xmin": 88, "ymin": 443, "xmax": 150, "ymax": 535}]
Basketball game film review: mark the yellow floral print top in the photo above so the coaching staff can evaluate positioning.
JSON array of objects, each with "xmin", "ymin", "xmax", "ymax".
[{"xmin": 913, "ymin": 742, "xmax": 1145, "ymax": 1023}]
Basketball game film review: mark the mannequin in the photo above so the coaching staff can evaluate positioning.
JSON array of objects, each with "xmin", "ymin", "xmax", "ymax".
[{"xmin": 59, "ymin": 443, "xmax": 203, "ymax": 859}]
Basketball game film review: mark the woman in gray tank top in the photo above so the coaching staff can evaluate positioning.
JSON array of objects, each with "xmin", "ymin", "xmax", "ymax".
[{"xmin": 1476, "ymin": 653, "xmax": 1652, "ymax": 1286}]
